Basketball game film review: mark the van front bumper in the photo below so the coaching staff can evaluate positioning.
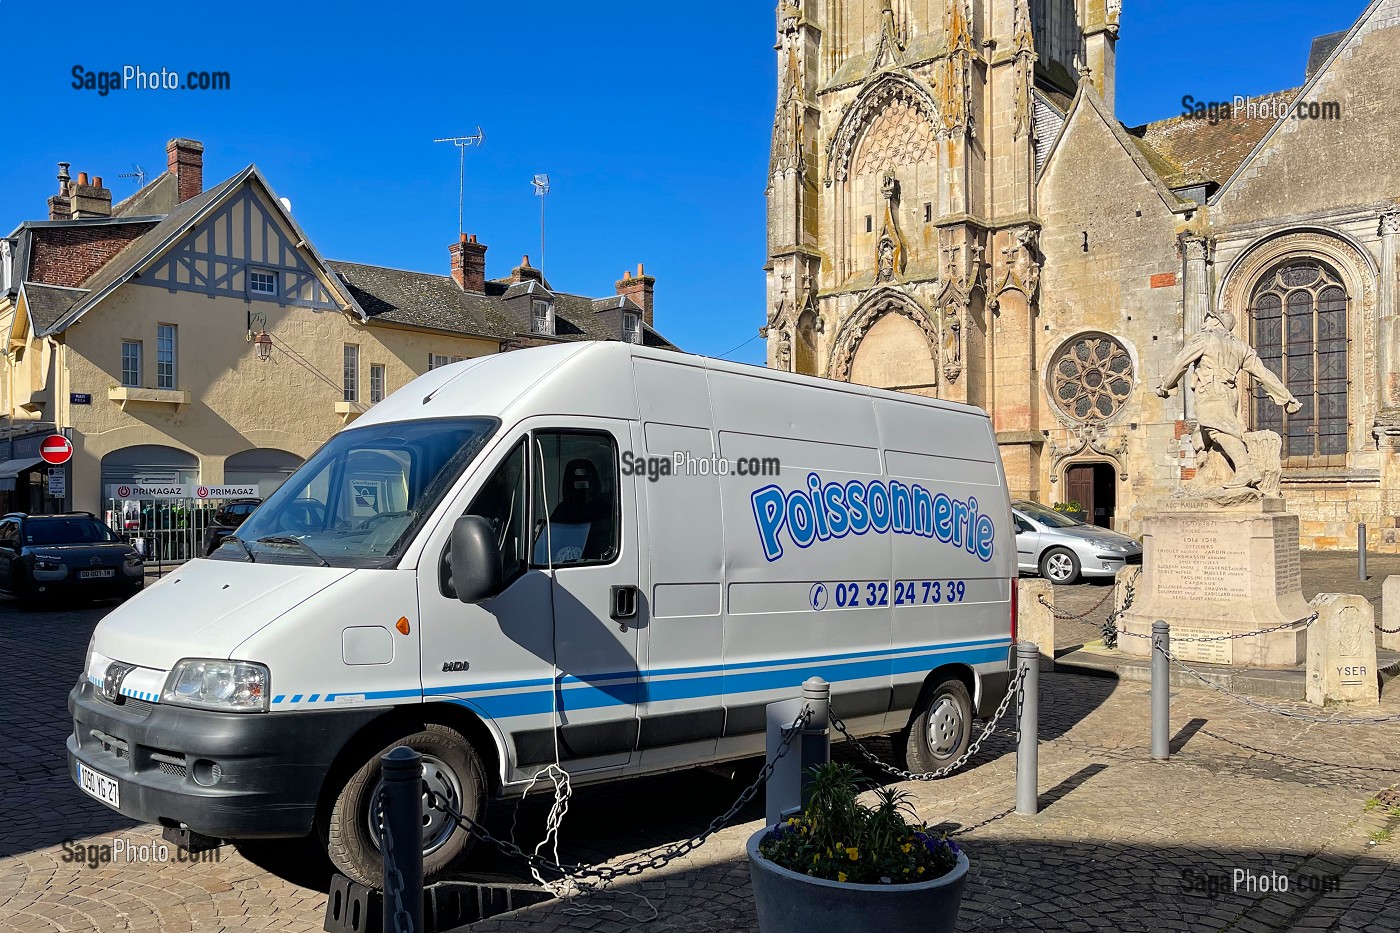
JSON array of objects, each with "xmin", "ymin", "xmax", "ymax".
[{"xmin": 67, "ymin": 680, "xmax": 385, "ymax": 840}]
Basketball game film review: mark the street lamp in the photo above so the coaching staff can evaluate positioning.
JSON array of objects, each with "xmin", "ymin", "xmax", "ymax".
[{"xmin": 254, "ymin": 331, "xmax": 273, "ymax": 362}]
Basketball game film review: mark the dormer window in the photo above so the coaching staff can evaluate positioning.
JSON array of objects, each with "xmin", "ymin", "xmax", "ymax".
[
  {"xmin": 623, "ymin": 312, "xmax": 641, "ymax": 344},
  {"xmin": 532, "ymin": 299, "xmax": 554, "ymax": 335}
]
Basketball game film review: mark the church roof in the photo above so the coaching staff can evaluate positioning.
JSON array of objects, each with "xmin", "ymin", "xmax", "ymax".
[{"xmin": 1124, "ymin": 88, "xmax": 1301, "ymax": 189}]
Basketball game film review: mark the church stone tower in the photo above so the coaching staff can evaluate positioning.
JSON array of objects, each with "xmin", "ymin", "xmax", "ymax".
[{"xmin": 764, "ymin": 0, "xmax": 1110, "ymax": 500}]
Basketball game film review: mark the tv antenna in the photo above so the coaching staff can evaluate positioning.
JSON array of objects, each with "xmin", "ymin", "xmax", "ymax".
[
  {"xmin": 433, "ymin": 128, "xmax": 485, "ymax": 235},
  {"xmin": 118, "ymin": 164, "xmax": 146, "ymax": 188},
  {"xmin": 532, "ymin": 174, "xmax": 550, "ymax": 273}
]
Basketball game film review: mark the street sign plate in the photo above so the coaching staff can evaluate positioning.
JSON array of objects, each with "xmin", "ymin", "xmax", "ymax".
[{"xmin": 39, "ymin": 434, "xmax": 73, "ymax": 465}]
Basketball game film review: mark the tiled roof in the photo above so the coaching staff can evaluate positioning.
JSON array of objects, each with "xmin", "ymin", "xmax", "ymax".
[
  {"xmin": 21, "ymin": 283, "xmax": 88, "ymax": 330},
  {"xmin": 112, "ymin": 172, "xmax": 179, "ymax": 217},
  {"xmin": 330, "ymin": 261, "xmax": 678, "ymax": 349},
  {"xmin": 1125, "ymin": 88, "xmax": 1300, "ymax": 188}
]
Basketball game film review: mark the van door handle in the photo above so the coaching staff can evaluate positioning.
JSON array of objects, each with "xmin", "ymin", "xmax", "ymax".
[{"xmin": 610, "ymin": 585, "xmax": 639, "ymax": 629}]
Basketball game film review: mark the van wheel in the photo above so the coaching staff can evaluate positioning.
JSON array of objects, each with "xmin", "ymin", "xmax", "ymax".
[
  {"xmin": 322, "ymin": 724, "xmax": 486, "ymax": 889},
  {"xmin": 899, "ymin": 679, "xmax": 973, "ymax": 774},
  {"xmin": 1039, "ymin": 547, "xmax": 1081, "ymax": 585}
]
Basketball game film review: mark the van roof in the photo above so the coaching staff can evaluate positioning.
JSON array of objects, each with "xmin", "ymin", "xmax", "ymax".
[{"xmin": 350, "ymin": 342, "xmax": 994, "ymax": 430}]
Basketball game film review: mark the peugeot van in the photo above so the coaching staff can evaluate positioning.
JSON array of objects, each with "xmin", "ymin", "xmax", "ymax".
[{"xmin": 69, "ymin": 342, "xmax": 1017, "ymax": 886}]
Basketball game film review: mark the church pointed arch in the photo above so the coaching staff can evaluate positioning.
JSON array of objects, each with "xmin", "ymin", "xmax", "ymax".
[
  {"xmin": 827, "ymin": 286, "xmax": 939, "ymax": 384},
  {"xmin": 825, "ymin": 72, "xmax": 942, "ymax": 187}
]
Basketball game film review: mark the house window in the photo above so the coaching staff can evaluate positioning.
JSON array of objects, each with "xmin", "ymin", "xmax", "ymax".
[
  {"xmin": 156, "ymin": 325, "xmax": 176, "ymax": 390},
  {"xmin": 428, "ymin": 353, "xmax": 464, "ymax": 370},
  {"xmin": 121, "ymin": 341, "xmax": 142, "ymax": 387},
  {"xmin": 532, "ymin": 300, "xmax": 553, "ymax": 335},
  {"xmin": 249, "ymin": 269, "xmax": 278, "ymax": 295},
  {"xmin": 370, "ymin": 363, "xmax": 385, "ymax": 403},
  {"xmin": 622, "ymin": 313, "xmax": 641, "ymax": 345},
  {"xmin": 343, "ymin": 344, "xmax": 359, "ymax": 402},
  {"xmin": 1250, "ymin": 259, "xmax": 1348, "ymax": 462}
]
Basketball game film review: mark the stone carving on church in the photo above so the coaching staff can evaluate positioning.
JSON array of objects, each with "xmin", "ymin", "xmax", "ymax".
[
  {"xmin": 825, "ymin": 74, "xmax": 941, "ymax": 186},
  {"xmin": 942, "ymin": 303, "xmax": 963, "ymax": 384},
  {"xmin": 875, "ymin": 169, "xmax": 907, "ymax": 282},
  {"xmin": 1049, "ymin": 333, "xmax": 1134, "ymax": 422},
  {"xmin": 770, "ymin": 5, "xmax": 808, "ymax": 177},
  {"xmin": 934, "ymin": 0, "xmax": 976, "ymax": 137},
  {"xmin": 870, "ymin": 0, "xmax": 907, "ymax": 73},
  {"xmin": 777, "ymin": 330, "xmax": 792, "ymax": 372},
  {"xmin": 1048, "ymin": 424, "xmax": 1130, "ymax": 482},
  {"xmin": 1010, "ymin": 0, "xmax": 1038, "ymax": 139},
  {"xmin": 1380, "ymin": 209, "xmax": 1400, "ymax": 237},
  {"xmin": 1155, "ymin": 308, "xmax": 1302, "ymax": 496},
  {"xmin": 827, "ymin": 288, "xmax": 939, "ymax": 384},
  {"xmin": 990, "ymin": 225, "xmax": 1041, "ymax": 308}
]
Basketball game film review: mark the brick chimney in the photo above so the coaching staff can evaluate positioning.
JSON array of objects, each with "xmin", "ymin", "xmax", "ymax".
[
  {"xmin": 166, "ymin": 138, "xmax": 204, "ymax": 203},
  {"xmin": 510, "ymin": 255, "xmax": 545, "ymax": 285},
  {"xmin": 450, "ymin": 233, "xmax": 488, "ymax": 292},
  {"xmin": 69, "ymin": 172, "xmax": 112, "ymax": 219},
  {"xmin": 47, "ymin": 162, "xmax": 72, "ymax": 220},
  {"xmin": 615, "ymin": 263, "xmax": 655, "ymax": 327}
]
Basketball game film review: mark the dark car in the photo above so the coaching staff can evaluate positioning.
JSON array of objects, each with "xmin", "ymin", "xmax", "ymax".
[
  {"xmin": 0, "ymin": 513, "xmax": 144, "ymax": 605},
  {"xmin": 203, "ymin": 498, "xmax": 262, "ymax": 556}
]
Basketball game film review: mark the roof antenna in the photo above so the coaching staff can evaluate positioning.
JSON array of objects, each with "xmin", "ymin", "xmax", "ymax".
[
  {"xmin": 433, "ymin": 128, "xmax": 485, "ymax": 236},
  {"xmin": 118, "ymin": 164, "xmax": 146, "ymax": 188},
  {"xmin": 532, "ymin": 174, "xmax": 551, "ymax": 273}
]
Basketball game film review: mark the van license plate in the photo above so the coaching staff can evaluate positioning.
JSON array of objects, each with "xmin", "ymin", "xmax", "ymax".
[
  {"xmin": 79, "ymin": 569, "xmax": 115, "ymax": 579},
  {"xmin": 77, "ymin": 762, "xmax": 120, "ymax": 808}
]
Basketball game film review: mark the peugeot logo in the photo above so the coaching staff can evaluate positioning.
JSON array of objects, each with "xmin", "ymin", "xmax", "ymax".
[{"xmin": 102, "ymin": 662, "xmax": 135, "ymax": 703}]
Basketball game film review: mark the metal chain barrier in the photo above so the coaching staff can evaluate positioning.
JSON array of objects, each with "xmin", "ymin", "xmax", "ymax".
[
  {"xmin": 421, "ymin": 709, "xmax": 811, "ymax": 895},
  {"xmin": 375, "ymin": 790, "xmax": 417, "ymax": 933},
  {"xmin": 1156, "ymin": 641, "xmax": 1400, "ymax": 725},
  {"xmin": 1037, "ymin": 586, "xmax": 1116, "ymax": 622},
  {"xmin": 1376, "ymin": 618, "xmax": 1400, "ymax": 635},
  {"xmin": 827, "ymin": 667, "xmax": 1024, "ymax": 782}
]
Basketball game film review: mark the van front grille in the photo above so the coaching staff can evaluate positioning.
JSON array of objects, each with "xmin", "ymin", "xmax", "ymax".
[{"xmin": 149, "ymin": 750, "xmax": 187, "ymax": 779}]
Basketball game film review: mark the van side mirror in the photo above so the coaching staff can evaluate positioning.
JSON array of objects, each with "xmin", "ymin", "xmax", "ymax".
[{"xmin": 448, "ymin": 515, "xmax": 502, "ymax": 603}]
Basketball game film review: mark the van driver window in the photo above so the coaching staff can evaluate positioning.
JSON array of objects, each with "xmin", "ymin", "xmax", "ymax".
[
  {"xmin": 530, "ymin": 432, "xmax": 619, "ymax": 567},
  {"xmin": 466, "ymin": 440, "xmax": 528, "ymax": 584}
]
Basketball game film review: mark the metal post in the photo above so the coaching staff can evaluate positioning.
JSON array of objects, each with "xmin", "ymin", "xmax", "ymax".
[
  {"xmin": 1152, "ymin": 620, "xmax": 1170, "ymax": 760},
  {"xmin": 1015, "ymin": 641, "xmax": 1038, "ymax": 815},
  {"xmin": 1359, "ymin": 523, "xmax": 1368, "ymax": 582},
  {"xmin": 381, "ymin": 746, "xmax": 423, "ymax": 933},
  {"xmin": 800, "ymin": 677, "xmax": 831, "ymax": 807}
]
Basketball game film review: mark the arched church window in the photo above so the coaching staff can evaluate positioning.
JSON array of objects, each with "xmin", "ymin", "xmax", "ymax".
[
  {"xmin": 1249, "ymin": 259, "xmax": 1348, "ymax": 462},
  {"xmin": 1048, "ymin": 333, "xmax": 1133, "ymax": 422}
]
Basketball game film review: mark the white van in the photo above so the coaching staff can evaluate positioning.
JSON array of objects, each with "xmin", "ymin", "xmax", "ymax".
[{"xmin": 69, "ymin": 342, "xmax": 1017, "ymax": 886}]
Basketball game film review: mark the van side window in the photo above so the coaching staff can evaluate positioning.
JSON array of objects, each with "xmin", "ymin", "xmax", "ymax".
[
  {"xmin": 530, "ymin": 431, "xmax": 619, "ymax": 567},
  {"xmin": 465, "ymin": 440, "xmax": 528, "ymax": 585}
]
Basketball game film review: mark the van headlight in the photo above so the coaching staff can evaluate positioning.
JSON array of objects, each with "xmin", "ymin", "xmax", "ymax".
[{"xmin": 161, "ymin": 659, "xmax": 270, "ymax": 712}]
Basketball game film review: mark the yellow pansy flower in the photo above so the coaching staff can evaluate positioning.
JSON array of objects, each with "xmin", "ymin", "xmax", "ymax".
[
  {"xmin": 837, "ymin": 872, "xmax": 848, "ymax": 883},
  {"xmin": 901, "ymin": 843, "xmax": 911, "ymax": 854},
  {"xmin": 846, "ymin": 847, "xmax": 860, "ymax": 861}
]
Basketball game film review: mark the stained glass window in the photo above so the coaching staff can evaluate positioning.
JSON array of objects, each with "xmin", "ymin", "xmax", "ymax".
[
  {"xmin": 1048, "ymin": 333, "xmax": 1134, "ymax": 422},
  {"xmin": 1249, "ymin": 260, "xmax": 1348, "ymax": 463}
]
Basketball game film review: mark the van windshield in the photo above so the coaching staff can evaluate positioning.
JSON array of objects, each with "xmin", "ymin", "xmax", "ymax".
[{"xmin": 223, "ymin": 417, "xmax": 497, "ymax": 568}]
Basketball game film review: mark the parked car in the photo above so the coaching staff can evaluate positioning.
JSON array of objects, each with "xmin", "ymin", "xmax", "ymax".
[
  {"xmin": 1012, "ymin": 499, "xmax": 1142, "ymax": 584},
  {"xmin": 203, "ymin": 498, "xmax": 262, "ymax": 555},
  {"xmin": 0, "ymin": 512, "xmax": 144, "ymax": 604}
]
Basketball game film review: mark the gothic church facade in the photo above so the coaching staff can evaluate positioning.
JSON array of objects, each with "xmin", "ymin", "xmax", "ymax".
[{"xmin": 763, "ymin": 0, "xmax": 1400, "ymax": 550}]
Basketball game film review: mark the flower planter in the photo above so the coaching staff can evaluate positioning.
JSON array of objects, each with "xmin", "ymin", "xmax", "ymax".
[{"xmin": 746, "ymin": 826, "xmax": 969, "ymax": 933}]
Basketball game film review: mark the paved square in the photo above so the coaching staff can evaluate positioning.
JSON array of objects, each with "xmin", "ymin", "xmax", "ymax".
[{"xmin": 2, "ymin": 558, "xmax": 1398, "ymax": 933}]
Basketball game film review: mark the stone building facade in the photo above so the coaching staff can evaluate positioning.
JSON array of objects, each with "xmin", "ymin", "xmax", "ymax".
[{"xmin": 763, "ymin": 0, "xmax": 1400, "ymax": 550}]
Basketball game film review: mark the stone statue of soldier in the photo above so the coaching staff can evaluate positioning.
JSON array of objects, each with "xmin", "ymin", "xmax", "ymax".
[{"xmin": 1156, "ymin": 307, "xmax": 1301, "ymax": 489}]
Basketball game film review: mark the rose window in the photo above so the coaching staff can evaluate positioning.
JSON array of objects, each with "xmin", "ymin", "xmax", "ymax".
[{"xmin": 1049, "ymin": 333, "xmax": 1134, "ymax": 421}]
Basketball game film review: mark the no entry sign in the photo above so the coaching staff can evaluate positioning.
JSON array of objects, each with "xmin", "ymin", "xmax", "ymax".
[{"xmin": 39, "ymin": 434, "xmax": 73, "ymax": 465}]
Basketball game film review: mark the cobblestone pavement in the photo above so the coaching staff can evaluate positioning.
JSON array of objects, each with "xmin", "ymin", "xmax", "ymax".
[{"xmin": 2, "ymin": 553, "xmax": 1398, "ymax": 933}]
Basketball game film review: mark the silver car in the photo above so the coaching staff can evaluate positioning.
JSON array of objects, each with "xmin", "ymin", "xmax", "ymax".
[{"xmin": 1012, "ymin": 500, "xmax": 1142, "ymax": 584}]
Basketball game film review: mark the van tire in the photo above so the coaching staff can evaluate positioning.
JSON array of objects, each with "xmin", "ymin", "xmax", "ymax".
[
  {"xmin": 322, "ymin": 724, "xmax": 486, "ymax": 889},
  {"xmin": 1039, "ymin": 547, "xmax": 1081, "ymax": 585},
  {"xmin": 900, "ymin": 679, "xmax": 973, "ymax": 774}
]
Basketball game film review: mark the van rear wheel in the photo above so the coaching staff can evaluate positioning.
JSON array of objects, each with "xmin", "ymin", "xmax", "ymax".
[
  {"xmin": 899, "ymin": 679, "xmax": 973, "ymax": 774},
  {"xmin": 322, "ymin": 724, "xmax": 486, "ymax": 889}
]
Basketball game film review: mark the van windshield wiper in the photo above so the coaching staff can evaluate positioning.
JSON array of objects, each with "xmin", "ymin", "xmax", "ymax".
[
  {"xmin": 220, "ymin": 536, "xmax": 255, "ymax": 562},
  {"xmin": 254, "ymin": 535, "xmax": 330, "ymax": 567}
]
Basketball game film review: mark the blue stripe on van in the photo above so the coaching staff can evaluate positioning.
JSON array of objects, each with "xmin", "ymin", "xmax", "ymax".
[{"xmin": 276, "ymin": 638, "xmax": 1010, "ymax": 710}]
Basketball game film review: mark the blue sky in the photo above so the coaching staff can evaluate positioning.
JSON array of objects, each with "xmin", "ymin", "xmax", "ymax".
[{"xmin": 0, "ymin": 0, "xmax": 1366, "ymax": 366}]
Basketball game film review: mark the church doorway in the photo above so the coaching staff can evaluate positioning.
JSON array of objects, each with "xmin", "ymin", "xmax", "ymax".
[{"xmin": 1065, "ymin": 463, "xmax": 1117, "ymax": 529}]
